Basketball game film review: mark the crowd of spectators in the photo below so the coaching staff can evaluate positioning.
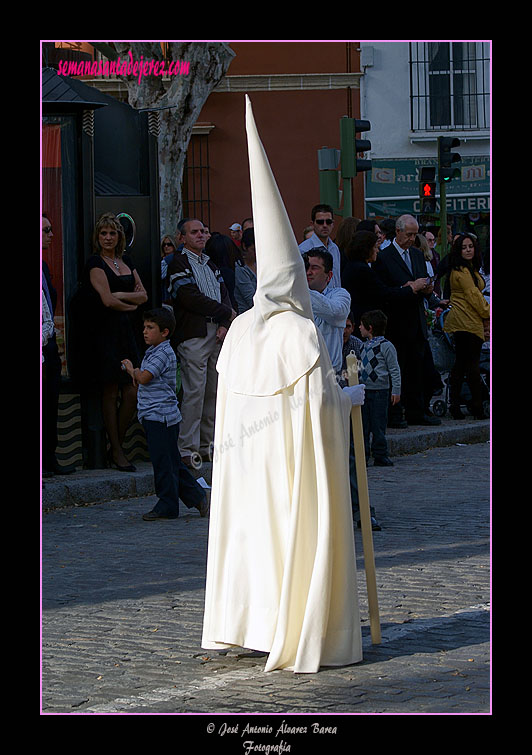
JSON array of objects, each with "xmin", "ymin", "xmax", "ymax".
[{"xmin": 42, "ymin": 207, "xmax": 490, "ymax": 517}]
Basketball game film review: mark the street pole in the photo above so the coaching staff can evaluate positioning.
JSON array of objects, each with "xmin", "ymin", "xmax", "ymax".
[
  {"xmin": 437, "ymin": 134, "xmax": 461, "ymax": 261},
  {"xmin": 342, "ymin": 177, "xmax": 353, "ymax": 219},
  {"xmin": 439, "ymin": 179, "xmax": 448, "ymax": 259}
]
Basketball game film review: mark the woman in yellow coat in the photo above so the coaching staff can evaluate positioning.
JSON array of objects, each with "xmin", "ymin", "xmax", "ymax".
[{"xmin": 444, "ymin": 233, "xmax": 490, "ymax": 419}]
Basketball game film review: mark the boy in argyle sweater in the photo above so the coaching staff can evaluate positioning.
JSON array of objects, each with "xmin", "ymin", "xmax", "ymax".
[{"xmin": 359, "ymin": 310, "xmax": 401, "ymax": 466}]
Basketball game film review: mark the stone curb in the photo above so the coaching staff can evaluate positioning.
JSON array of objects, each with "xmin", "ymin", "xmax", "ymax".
[
  {"xmin": 386, "ymin": 419, "xmax": 489, "ymax": 457},
  {"xmin": 41, "ymin": 420, "xmax": 489, "ymax": 511}
]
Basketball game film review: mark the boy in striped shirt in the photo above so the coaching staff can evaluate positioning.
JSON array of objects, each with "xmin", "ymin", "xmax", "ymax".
[{"xmin": 122, "ymin": 308, "xmax": 209, "ymax": 521}]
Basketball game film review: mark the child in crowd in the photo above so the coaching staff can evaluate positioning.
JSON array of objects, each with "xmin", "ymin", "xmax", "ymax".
[
  {"xmin": 359, "ymin": 310, "xmax": 401, "ymax": 467},
  {"xmin": 121, "ymin": 308, "xmax": 209, "ymax": 521},
  {"xmin": 340, "ymin": 311, "xmax": 364, "ymax": 386},
  {"xmin": 341, "ymin": 311, "xmax": 382, "ymax": 531}
]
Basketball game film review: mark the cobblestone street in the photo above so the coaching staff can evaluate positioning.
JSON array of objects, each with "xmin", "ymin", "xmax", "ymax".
[{"xmin": 41, "ymin": 441, "xmax": 490, "ymax": 728}]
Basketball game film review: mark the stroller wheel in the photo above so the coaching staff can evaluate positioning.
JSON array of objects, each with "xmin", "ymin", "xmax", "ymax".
[{"xmin": 432, "ymin": 399, "xmax": 447, "ymax": 417}]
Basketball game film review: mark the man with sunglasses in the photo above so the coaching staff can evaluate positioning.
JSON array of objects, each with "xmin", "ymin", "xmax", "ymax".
[{"xmin": 299, "ymin": 204, "xmax": 341, "ymax": 288}]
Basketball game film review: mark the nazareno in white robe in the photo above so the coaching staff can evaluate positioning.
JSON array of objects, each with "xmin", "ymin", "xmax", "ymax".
[
  {"xmin": 201, "ymin": 94, "xmax": 362, "ymax": 673},
  {"xmin": 201, "ymin": 310, "xmax": 363, "ymax": 673}
]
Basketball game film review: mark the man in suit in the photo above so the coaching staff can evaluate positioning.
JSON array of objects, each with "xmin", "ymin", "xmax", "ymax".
[{"xmin": 371, "ymin": 214, "xmax": 441, "ymax": 427}]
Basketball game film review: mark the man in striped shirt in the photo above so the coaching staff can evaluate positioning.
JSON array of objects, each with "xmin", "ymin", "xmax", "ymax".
[{"xmin": 165, "ymin": 219, "xmax": 236, "ymax": 468}]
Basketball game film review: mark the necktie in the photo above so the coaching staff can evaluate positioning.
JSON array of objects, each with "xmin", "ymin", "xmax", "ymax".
[{"xmin": 403, "ymin": 249, "xmax": 412, "ymax": 274}]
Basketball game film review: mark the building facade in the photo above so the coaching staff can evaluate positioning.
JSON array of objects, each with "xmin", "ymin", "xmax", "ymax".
[
  {"xmin": 82, "ymin": 41, "xmax": 366, "ymax": 235},
  {"xmin": 360, "ymin": 41, "xmax": 490, "ymax": 252},
  {"xmin": 41, "ymin": 40, "xmax": 367, "ymax": 469},
  {"xmin": 41, "ymin": 40, "xmax": 491, "ymax": 470}
]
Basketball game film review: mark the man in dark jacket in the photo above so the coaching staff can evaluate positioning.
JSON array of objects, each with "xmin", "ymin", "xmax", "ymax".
[
  {"xmin": 371, "ymin": 214, "xmax": 440, "ymax": 427},
  {"xmin": 165, "ymin": 219, "xmax": 235, "ymax": 467},
  {"xmin": 42, "ymin": 214, "xmax": 75, "ymax": 476}
]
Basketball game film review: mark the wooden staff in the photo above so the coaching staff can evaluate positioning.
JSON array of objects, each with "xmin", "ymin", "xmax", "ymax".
[{"xmin": 346, "ymin": 352, "xmax": 381, "ymax": 644}]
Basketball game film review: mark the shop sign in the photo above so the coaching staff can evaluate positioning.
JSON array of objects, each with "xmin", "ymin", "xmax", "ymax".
[{"xmin": 365, "ymin": 155, "xmax": 490, "ymax": 215}]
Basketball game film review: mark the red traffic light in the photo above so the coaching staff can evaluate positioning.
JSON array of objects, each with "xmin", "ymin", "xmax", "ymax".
[
  {"xmin": 419, "ymin": 180, "xmax": 436, "ymax": 200},
  {"xmin": 419, "ymin": 169, "xmax": 437, "ymax": 213}
]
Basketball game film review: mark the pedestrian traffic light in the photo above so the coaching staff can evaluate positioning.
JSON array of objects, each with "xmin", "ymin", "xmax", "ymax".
[
  {"xmin": 419, "ymin": 166, "xmax": 437, "ymax": 213},
  {"xmin": 340, "ymin": 116, "xmax": 372, "ymax": 178},
  {"xmin": 438, "ymin": 136, "xmax": 461, "ymax": 182}
]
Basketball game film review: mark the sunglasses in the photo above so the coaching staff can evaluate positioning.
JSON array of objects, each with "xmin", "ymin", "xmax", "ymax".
[
  {"xmin": 315, "ymin": 218, "xmax": 333, "ymax": 225},
  {"xmin": 163, "ymin": 242, "xmax": 175, "ymax": 247},
  {"xmin": 43, "ymin": 226, "xmax": 52, "ymax": 233}
]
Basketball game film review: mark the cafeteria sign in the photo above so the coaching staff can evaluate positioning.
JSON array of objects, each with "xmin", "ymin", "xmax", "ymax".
[{"xmin": 365, "ymin": 156, "xmax": 489, "ymax": 215}]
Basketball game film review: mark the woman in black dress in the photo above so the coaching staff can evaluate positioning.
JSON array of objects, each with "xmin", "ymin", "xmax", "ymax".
[{"xmin": 80, "ymin": 213, "xmax": 148, "ymax": 471}]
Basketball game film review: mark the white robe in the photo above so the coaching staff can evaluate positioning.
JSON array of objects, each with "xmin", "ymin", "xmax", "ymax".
[{"xmin": 201, "ymin": 309, "xmax": 362, "ymax": 673}]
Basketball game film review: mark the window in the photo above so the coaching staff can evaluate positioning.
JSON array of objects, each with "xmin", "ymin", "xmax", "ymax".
[
  {"xmin": 182, "ymin": 133, "xmax": 211, "ymax": 228},
  {"xmin": 410, "ymin": 42, "xmax": 490, "ymax": 131}
]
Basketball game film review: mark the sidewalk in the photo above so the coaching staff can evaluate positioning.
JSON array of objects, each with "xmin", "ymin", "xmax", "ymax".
[{"xmin": 41, "ymin": 417, "xmax": 490, "ymax": 511}]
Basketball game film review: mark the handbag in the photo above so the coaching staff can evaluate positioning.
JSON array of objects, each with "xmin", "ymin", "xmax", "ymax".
[{"xmin": 428, "ymin": 327, "xmax": 455, "ymax": 372}]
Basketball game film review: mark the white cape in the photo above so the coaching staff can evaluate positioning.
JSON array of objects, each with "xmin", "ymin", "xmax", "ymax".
[{"xmin": 201, "ymin": 310, "xmax": 362, "ymax": 673}]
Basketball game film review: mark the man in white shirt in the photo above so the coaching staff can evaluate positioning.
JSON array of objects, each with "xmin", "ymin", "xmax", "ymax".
[
  {"xmin": 303, "ymin": 248, "xmax": 351, "ymax": 375},
  {"xmin": 304, "ymin": 247, "xmax": 381, "ymax": 530},
  {"xmin": 299, "ymin": 204, "xmax": 342, "ymax": 288}
]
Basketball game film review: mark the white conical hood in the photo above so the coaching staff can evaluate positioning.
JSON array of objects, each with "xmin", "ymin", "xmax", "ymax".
[
  {"xmin": 245, "ymin": 94, "xmax": 314, "ymax": 322},
  {"xmin": 215, "ymin": 95, "xmax": 320, "ymax": 396}
]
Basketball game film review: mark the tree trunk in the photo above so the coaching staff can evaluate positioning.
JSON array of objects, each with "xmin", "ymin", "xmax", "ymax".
[{"xmin": 105, "ymin": 42, "xmax": 235, "ymax": 235}]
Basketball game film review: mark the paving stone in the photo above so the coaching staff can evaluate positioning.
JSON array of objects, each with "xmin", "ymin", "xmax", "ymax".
[{"xmin": 41, "ymin": 442, "xmax": 490, "ymax": 722}]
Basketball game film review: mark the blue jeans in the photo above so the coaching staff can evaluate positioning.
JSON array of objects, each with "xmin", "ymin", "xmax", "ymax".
[
  {"xmin": 142, "ymin": 419, "xmax": 205, "ymax": 517},
  {"xmin": 361, "ymin": 389, "xmax": 390, "ymax": 462}
]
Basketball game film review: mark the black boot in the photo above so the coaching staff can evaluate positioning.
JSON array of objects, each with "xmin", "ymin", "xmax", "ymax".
[
  {"xmin": 468, "ymin": 376, "xmax": 488, "ymax": 419},
  {"xmin": 449, "ymin": 377, "xmax": 465, "ymax": 419}
]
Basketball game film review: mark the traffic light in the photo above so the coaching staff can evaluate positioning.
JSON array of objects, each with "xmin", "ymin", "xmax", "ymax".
[
  {"xmin": 419, "ymin": 167, "xmax": 437, "ymax": 213},
  {"xmin": 340, "ymin": 117, "xmax": 372, "ymax": 178},
  {"xmin": 438, "ymin": 136, "xmax": 461, "ymax": 182}
]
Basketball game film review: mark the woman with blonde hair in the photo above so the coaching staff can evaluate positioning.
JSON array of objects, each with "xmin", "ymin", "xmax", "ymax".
[
  {"xmin": 415, "ymin": 233, "xmax": 435, "ymax": 277},
  {"xmin": 77, "ymin": 212, "xmax": 148, "ymax": 470},
  {"xmin": 160, "ymin": 233, "xmax": 177, "ymax": 258}
]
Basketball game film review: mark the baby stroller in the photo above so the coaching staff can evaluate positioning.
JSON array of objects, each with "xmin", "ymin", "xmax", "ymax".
[{"xmin": 428, "ymin": 308, "xmax": 490, "ymax": 419}]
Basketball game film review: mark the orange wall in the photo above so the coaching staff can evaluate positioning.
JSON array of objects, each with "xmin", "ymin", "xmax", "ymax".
[
  {"xmin": 196, "ymin": 41, "xmax": 363, "ymax": 239},
  {"xmin": 199, "ymin": 87, "xmax": 358, "ymax": 240},
  {"xmin": 226, "ymin": 41, "xmax": 355, "ymax": 75}
]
